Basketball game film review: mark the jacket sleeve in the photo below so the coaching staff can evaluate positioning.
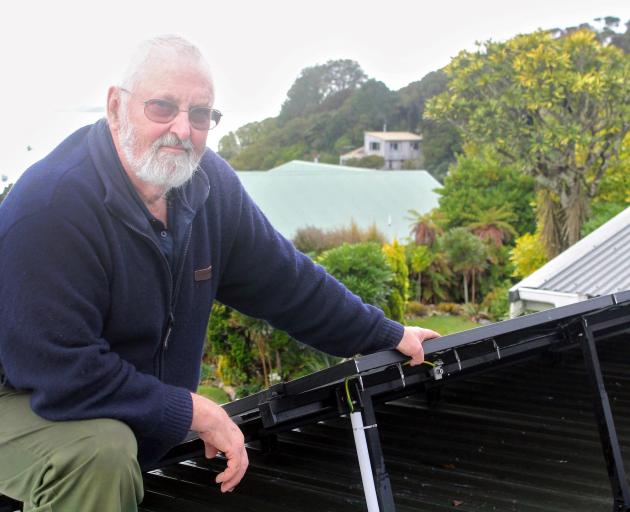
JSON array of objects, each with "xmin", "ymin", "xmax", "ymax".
[
  {"xmin": 0, "ymin": 208, "xmax": 192, "ymax": 447},
  {"xmin": 212, "ymin": 162, "xmax": 404, "ymax": 357}
]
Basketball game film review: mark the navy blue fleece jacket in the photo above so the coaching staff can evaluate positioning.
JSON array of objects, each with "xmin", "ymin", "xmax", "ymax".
[{"xmin": 0, "ymin": 120, "xmax": 403, "ymax": 464}]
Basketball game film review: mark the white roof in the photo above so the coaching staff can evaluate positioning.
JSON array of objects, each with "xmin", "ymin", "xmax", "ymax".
[
  {"xmin": 339, "ymin": 147, "xmax": 365, "ymax": 160},
  {"xmin": 365, "ymin": 132, "xmax": 422, "ymax": 141}
]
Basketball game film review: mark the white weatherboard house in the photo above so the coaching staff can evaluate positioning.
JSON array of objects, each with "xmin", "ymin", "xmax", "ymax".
[
  {"xmin": 340, "ymin": 132, "xmax": 422, "ymax": 170},
  {"xmin": 509, "ymin": 206, "xmax": 630, "ymax": 317},
  {"xmin": 236, "ymin": 160, "xmax": 440, "ymax": 242}
]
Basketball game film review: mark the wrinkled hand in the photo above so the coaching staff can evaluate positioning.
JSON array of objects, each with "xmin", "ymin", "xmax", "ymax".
[
  {"xmin": 190, "ymin": 392, "xmax": 249, "ymax": 492},
  {"xmin": 396, "ymin": 326, "xmax": 441, "ymax": 366}
]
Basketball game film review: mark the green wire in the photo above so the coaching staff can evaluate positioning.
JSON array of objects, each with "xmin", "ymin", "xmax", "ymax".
[
  {"xmin": 402, "ymin": 360, "xmax": 436, "ymax": 368},
  {"xmin": 344, "ymin": 377, "xmax": 354, "ymax": 413}
]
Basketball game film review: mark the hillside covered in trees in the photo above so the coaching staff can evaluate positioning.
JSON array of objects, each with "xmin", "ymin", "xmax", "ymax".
[
  {"xmin": 218, "ymin": 61, "xmax": 461, "ymax": 181},
  {"xmin": 218, "ymin": 17, "xmax": 629, "ymax": 185}
]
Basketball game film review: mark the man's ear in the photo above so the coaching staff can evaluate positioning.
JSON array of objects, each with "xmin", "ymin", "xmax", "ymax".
[{"xmin": 106, "ymin": 86, "xmax": 122, "ymax": 131}]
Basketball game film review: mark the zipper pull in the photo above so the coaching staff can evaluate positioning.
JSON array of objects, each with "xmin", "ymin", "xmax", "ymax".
[{"xmin": 164, "ymin": 313, "xmax": 175, "ymax": 349}]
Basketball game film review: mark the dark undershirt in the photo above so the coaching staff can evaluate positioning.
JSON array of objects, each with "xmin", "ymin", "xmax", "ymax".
[{"xmin": 115, "ymin": 166, "xmax": 178, "ymax": 270}]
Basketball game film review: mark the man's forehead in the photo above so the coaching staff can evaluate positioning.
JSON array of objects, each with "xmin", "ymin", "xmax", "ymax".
[{"xmin": 134, "ymin": 62, "xmax": 214, "ymax": 103}]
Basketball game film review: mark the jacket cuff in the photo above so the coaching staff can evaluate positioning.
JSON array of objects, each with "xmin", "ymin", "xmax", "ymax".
[
  {"xmin": 157, "ymin": 385, "xmax": 194, "ymax": 446},
  {"xmin": 371, "ymin": 317, "xmax": 405, "ymax": 353}
]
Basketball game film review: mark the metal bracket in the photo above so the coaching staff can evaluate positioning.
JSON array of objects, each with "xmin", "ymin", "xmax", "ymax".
[
  {"xmin": 491, "ymin": 338, "xmax": 501, "ymax": 360},
  {"xmin": 432, "ymin": 359, "xmax": 444, "ymax": 381},
  {"xmin": 453, "ymin": 348, "xmax": 462, "ymax": 372},
  {"xmin": 353, "ymin": 423, "xmax": 378, "ymax": 431},
  {"xmin": 396, "ymin": 363, "xmax": 406, "ymax": 389}
]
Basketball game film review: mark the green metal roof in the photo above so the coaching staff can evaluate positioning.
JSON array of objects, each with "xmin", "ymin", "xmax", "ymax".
[{"xmin": 236, "ymin": 160, "xmax": 440, "ymax": 241}]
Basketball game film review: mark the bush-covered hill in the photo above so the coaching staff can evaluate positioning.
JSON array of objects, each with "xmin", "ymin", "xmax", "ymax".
[{"xmin": 218, "ymin": 61, "xmax": 461, "ymax": 181}]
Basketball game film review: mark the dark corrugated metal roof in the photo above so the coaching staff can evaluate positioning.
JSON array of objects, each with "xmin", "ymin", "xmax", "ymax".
[{"xmin": 139, "ymin": 335, "xmax": 630, "ymax": 511}]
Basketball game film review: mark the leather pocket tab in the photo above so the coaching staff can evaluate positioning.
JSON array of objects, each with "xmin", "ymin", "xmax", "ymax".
[{"xmin": 194, "ymin": 265, "xmax": 212, "ymax": 281}]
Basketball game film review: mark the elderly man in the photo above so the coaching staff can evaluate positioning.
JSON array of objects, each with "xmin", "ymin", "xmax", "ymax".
[{"xmin": 0, "ymin": 35, "xmax": 438, "ymax": 511}]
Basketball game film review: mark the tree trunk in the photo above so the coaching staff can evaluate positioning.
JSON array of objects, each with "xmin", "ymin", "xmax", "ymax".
[
  {"xmin": 416, "ymin": 273, "xmax": 422, "ymax": 302},
  {"xmin": 255, "ymin": 339, "xmax": 269, "ymax": 388},
  {"xmin": 463, "ymin": 273, "xmax": 469, "ymax": 304},
  {"xmin": 538, "ymin": 189, "xmax": 564, "ymax": 258},
  {"xmin": 471, "ymin": 269, "xmax": 476, "ymax": 304}
]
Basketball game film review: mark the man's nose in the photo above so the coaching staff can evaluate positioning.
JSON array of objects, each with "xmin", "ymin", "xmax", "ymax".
[{"xmin": 169, "ymin": 110, "xmax": 191, "ymax": 141}]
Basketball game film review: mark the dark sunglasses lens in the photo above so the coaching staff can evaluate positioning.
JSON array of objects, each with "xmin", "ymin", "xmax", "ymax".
[
  {"xmin": 189, "ymin": 107, "xmax": 216, "ymax": 130},
  {"xmin": 145, "ymin": 100, "xmax": 178, "ymax": 123}
]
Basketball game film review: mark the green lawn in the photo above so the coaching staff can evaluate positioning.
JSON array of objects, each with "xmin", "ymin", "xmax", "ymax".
[
  {"xmin": 407, "ymin": 314, "xmax": 480, "ymax": 335},
  {"xmin": 196, "ymin": 385, "xmax": 231, "ymax": 404}
]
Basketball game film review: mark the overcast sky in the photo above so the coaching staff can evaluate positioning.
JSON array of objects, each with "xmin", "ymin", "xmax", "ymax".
[{"xmin": 1, "ymin": 0, "xmax": 629, "ymax": 182}]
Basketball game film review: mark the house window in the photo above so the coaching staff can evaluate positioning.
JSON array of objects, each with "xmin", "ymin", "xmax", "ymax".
[
  {"xmin": 369, "ymin": 142, "xmax": 380, "ymax": 151},
  {"xmin": 390, "ymin": 142, "xmax": 399, "ymax": 150},
  {"xmin": 411, "ymin": 142, "xmax": 419, "ymax": 150}
]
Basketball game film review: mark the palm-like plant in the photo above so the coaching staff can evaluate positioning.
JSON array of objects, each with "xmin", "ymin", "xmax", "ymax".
[
  {"xmin": 463, "ymin": 206, "xmax": 518, "ymax": 247},
  {"xmin": 442, "ymin": 228, "xmax": 488, "ymax": 303},
  {"xmin": 407, "ymin": 209, "xmax": 445, "ymax": 246}
]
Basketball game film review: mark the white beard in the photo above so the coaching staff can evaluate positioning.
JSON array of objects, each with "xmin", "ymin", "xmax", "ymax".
[{"xmin": 118, "ymin": 115, "xmax": 204, "ymax": 191}]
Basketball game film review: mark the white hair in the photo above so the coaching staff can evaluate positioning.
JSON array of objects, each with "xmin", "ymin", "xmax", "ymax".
[{"xmin": 120, "ymin": 34, "xmax": 213, "ymax": 94}]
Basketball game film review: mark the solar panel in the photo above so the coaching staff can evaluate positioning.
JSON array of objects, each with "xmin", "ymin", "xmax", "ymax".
[{"xmin": 149, "ymin": 292, "xmax": 630, "ymax": 511}]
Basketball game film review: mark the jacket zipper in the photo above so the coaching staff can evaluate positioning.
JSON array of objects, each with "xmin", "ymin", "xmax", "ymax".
[
  {"xmin": 158, "ymin": 225, "xmax": 193, "ymax": 378},
  {"xmin": 119, "ymin": 221, "xmax": 173, "ymax": 379}
]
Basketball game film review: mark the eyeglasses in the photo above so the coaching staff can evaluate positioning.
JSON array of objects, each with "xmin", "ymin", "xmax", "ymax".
[{"xmin": 119, "ymin": 88, "xmax": 222, "ymax": 130}]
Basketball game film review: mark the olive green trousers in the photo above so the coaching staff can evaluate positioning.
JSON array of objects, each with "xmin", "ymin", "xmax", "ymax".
[{"xmin": 0, "ymin": 386, "xmax": 143, "ymax": 511}]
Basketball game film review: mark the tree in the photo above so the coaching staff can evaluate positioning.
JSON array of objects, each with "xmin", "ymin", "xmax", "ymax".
[
  {"xmin": 406, "ymin": 244, "xmax": 433, "ymax": 301},
  {"xmin": 510, "ymin": 232, "xmax": 548, "ymax": 279},
  {"xmin": 463, "ymin": 206, "xmax": 518, "ymax": 247},
  {"xmin": 398, "ymin": 70, "xmax": 461, "ymax": 177},
  {"xmin": 610, "ymin": 20, "xmax": 630, "ymax": 53},
  {"xmin": 0, "ymin": 183, "xmax": 12, "ymax": 205},
  {"xmin": 420, "ymin": 120, "xmax": 461, "ymax": 182},
  {"xmin": 407, "ymin": 209, "xmax": 444, "ymax": 246},
  {"xmin": 437, "ymin": 147, "xmax": 536, "ymax": 236},
  {"xmin": 442, "ymin": 228, "xmax": 487, "ymax": 303},
  {"xmin": 217, "ymin": 132, "xmax": 240, "ymax": 161},
  {"xmin": 426, "ymin": 29, "xmax": 630, "ymax": 256},
  {"xmin": 279, "ymin": 60, "xmax": 367, "ymax": 121}
]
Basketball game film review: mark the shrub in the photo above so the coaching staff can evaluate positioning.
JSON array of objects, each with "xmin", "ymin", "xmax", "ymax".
[
  {"xmin": 406, "ymin": 301, "xmax": 429, "ymax": 317},
  {"xmin": 481, "ymin": 282, "xmax": 511, "ymax": 321},
  {"xmin": 293, "ymin": 221, "xmax": 386, "ymax": 255},
  {"xmin": 317, "ymin": 242, "xmax": 393, "ymax": 310},
  {"xmin": 382, "ymin": 240, "xmax": 409, "ymax": 322},
  {"xmin": 461, "ymin": 302, "xmax": 491, "ymax": 323},
  {"xmin": 436, "ymin": 302, "xmax": 463, "ymax": 315},
  {"xmin": 510, "ymin": 232, "xmax": 548, "ymax": 279},
  {"xmin": 344, "ymin": 155, "xmax": 385, "ymax": 169}
]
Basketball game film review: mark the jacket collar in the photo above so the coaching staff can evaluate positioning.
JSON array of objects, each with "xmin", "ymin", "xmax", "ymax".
[{"xmin": 87, "ymin": 118, "xmax": 210, "ymax": 230}]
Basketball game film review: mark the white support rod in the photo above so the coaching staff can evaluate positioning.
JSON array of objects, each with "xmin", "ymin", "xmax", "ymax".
[{"xmin": 351, "ymin": 411, "xmax": 380, "ymax": 512}]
